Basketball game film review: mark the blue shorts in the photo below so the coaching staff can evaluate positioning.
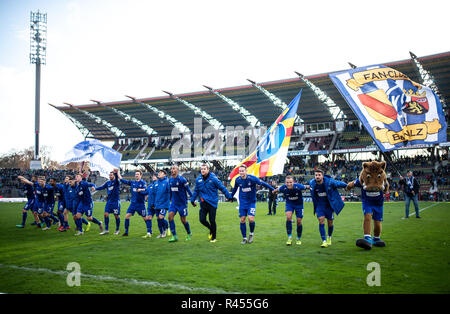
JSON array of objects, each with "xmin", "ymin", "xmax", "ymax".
[
  {"xmin": 316, "ymin": 206, "xmax": 334, "ymax": 220},
  {"xmin": 105, "ymin": 200, "xmax": 121, "ymax": 215},
  {"xmin": 286, "ymin": 207, "xmax": 304, "ymax": 218},
  {"xmin": 153, "ymin": 208, "xmax": 167, "ymax": 217},
  {"xmin": 57, "ymin": 201, "xmax": 65, "ymax": 212},
  {"xmin": 77, "ymin": 202, "xmax": 94, "ymax": 217},
  {"xmin": 239, "ymin": 207, "xmax": 256, "ymax": 217},
  {"xmin": 34, "ymin": 201, "xmax": 44, "ymax": 214},
  {"xmin": 363, "ymin": 205, "xmax": 383, "ymax": 221},
  {"xmin": 44, "ymin": 203, "xmax": 55, "ymax": 214},
  {"xmin": 127, "ymin": 203, "xmax": 146, "ymax": 217},
  {"xmin": 168, "ymin": 205, "xmax": 188, "ymax": 217},
  {"xmin": 24, "ymin": 199, "xmax": 35, "ymax": 211}
]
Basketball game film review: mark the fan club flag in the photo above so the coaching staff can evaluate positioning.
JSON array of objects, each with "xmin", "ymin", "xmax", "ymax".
[
  {"xmin": 61, "ymin": 139, "xmax": 122, "ymax": 178},
  {"xmin": 329, "ymin": 65, "xmax": 447, "ymax": 152},
  {"xmin": 228, "ymin": 90, "xmax": 302, "ymax": 186}
]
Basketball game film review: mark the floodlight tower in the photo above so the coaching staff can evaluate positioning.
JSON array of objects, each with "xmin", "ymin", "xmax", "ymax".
[{"xmin": 30, "ymin": 11, "xmax": 47, "ymax": 166}]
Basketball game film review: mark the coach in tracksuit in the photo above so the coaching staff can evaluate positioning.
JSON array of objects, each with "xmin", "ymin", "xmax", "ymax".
[{"xmin": 191, "ymin": 164, "xmax": 232, "ymax": 242}]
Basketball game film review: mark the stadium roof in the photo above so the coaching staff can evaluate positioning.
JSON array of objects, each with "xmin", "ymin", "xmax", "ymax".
[{"xmin": 53, "ymin": 51, "xmax": 450, "ymax": 140}]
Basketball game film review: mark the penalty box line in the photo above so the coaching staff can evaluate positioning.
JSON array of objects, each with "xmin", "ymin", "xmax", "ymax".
[{"xmin": 0, "ymin": 263, "xmax": 243, "ymax": 294}]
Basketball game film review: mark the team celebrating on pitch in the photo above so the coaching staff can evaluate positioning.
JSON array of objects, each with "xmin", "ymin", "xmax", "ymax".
[{"xmin": 16, "ymin": 160, "xmax": 389, "ymax": 250}]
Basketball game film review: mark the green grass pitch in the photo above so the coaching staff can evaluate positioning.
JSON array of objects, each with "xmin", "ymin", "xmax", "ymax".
[{"xmin": 0, "ymin": 201, "xmax": 449, "ymax": 294}]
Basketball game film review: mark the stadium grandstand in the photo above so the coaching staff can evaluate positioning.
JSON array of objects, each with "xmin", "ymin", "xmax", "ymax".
[{"xmin": 3, "ymin": 51, "xmax": 448, "ymax": 201}]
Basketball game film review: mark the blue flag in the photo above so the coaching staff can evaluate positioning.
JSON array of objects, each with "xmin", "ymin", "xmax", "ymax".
[{"xmin": 61, "ymin": 139, "xmax": 122, "ymax": 177}]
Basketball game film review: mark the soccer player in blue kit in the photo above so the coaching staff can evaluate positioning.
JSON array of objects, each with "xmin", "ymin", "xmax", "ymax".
[
  {"xmin": 273, "ymin": 176, "xmax": 309, "ymax": 246},
  {"xmin": 92, "ymin": 168, "xmax": 121, "ymax": 235},
  {"xmin": 120, "ymin": 169, "xmax": 149, "ymax": 237},
  {"xmin": 149, "ymin": 170, "xmax": 171, "ymax": 238},
  {"xmin": 310, "ymin": 169, "xmax": 348, "ymax": 248},
  {"xmin": 167, "ymin": 165, "xmax": 193, "ymax": 242},
  {"xmin": 16, "ymin": 175, "xmax": 38, "ymax": 228},
  {"xmin": 140, "ymin": 174, "xmax": 157, "ymax": 239},
  {"xmin": 62, "ymin": 176, "xmax": 77, "ymax": 231},
  {"xmin": 74, "ymin": 173, "xmax": 104, "ymax": 236},
  {"xmin": 231, "ymin": 164, "xmax": 274, "ymax": 244},
  {"xmin": 49, "ymin": 178, "xmax": 66, "ymax": 230}
]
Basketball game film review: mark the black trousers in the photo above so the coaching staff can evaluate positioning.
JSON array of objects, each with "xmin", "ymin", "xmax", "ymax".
[
  {"xmin": 268, "ymin": 198, "xmax": 277, "ymax": 214},
  {"xmin": 199, "ymin": 201, "xmax": 217, "ymax": 240}
]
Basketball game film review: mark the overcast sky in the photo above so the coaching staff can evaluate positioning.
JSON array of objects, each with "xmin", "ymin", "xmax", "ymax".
[{"xmin": 0, "ymin": 0, "xmax": 449, "ymax": 162}]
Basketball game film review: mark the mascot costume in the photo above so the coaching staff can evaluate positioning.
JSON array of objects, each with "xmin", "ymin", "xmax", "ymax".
[{"xmin": 347, "ymin": 161, "xmax": 389, "ymax": 250}]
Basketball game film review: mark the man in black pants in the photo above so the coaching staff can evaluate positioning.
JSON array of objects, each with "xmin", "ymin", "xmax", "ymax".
[
  {"xmin": 267, "ymin": 180, "xmax": 278, "ymax": 215},
  {"xmin": 191, "ymin": 164, "xmax": 233, "ymax": 242}
]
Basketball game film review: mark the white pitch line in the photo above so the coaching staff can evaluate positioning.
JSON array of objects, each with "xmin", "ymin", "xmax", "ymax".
[
  {"xmin": 0, "ymin": 264, "xmax": 243, "ymax": 294},
  {"xmin": 401, "ymin": 202, "xmax": 440, "ymax": 219}
]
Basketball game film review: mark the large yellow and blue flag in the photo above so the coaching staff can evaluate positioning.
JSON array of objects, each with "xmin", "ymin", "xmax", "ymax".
[
  {"xmin": 228, "ymin": 90, "xmax": 302, "ymax": 186},
  {"xmin": 329, "ymin": 65, "xmax": 447, "ymax": 151}
]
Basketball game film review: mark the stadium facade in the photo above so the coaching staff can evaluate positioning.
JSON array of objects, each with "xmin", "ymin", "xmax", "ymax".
[{"xmin": 51, "ymin": 51, "xmax": 450, "ymax": 167}]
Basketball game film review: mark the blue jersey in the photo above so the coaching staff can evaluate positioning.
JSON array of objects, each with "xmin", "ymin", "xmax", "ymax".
[
  {"xmin": 314, "ymin": 183, "xmax": 331, "ymax": 210},
  {"xmin": 23, "ymin": 184, "xmax": 34, "ymax": 201},
  {"xmin": 43, "ymin": 184, "xmax": 55, "ymax": 205},
  {"xmin": 354, "ymin": 179, "xmax": 384, "ymax": 209},
  {"xmin": 34, "ymin": 184, "xmax": 45, "ymax": 204},
  {"xmin": 55, "ymin": 184, "xmax": 65, "ymax": 201},
  {"xmin": 231, "ymin": 175, "xmax": 274, "ymax": 210},
  {"xmin": 76, "ymin": 180, "xmax": 94, "ymax": 206},
  {"xmin": 64, "ymin": 184, "xmax": 77, "ymax": 209},
  {"xmin": 95, "ymin": 173, "xmax": 120, "ymax": 203},
  {"xmin": 279, "ymin": 183, "xmax": 306, "ymax": 210},
  {"xmin": 152, "ymin": 177, "xmax": 170, "ymax": 209},
  {"xmin": 169, "ymin": 175, "xmax": 192, "ymax": 209},
  {"xmin": 120, "ymin": 179, "xmax": 146, "ymax": 205},
  {"xmin": 191, "ymin": 172, "xmax": 232, "ymax": 208}
]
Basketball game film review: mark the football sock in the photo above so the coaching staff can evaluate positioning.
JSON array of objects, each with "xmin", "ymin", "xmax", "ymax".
[
  {"xmin": 183, "ymin": 221, "xmax": 191, "ymax": 234},
  {"xmin": 145, "ymin": 219, "xmax": 152, "ymax": 234},
  {"xmin": 240, "ymin": 222, "xmax": 247, "ymax": 239},
  {"xmin": 44, "ymin": 217, "xmax": 51, "ymax": 228},
  {"xmin": 57, "ymin": 212, "xmax": 64, "ymax": 223},
  {"xmin": 104, "ymin": 216, "xmax": 110, "ymax": 230},
  {"xmin": 82, "ymin": 217, "xmax": 88, "ymax": 225},
  {"xmin": 297, "ymin": 224, "xmax": 303, "ymax": 239},
  {"xmin": 286, "ymin": 220, "xmax": 292, "ymax": 236},
  {"xmin": 249, "ymin": 221, "xmax": 255, "ymax": 234},
  {"xmin": 91, "ymin": 217, "xmax": 101, "ymax": 225},
  {"xmin": 115, "ymin": 217, "xmax": 120, "ymax": 231},
  {"xmin": 319, "ymin": 224, "xmax": 326, "ymax": 241},
  {"xmin": 364, "ymin": 234, "xmax": 372, "ymax": 240},
  {"xmin": 328, "ymin": 225, "xmax": 334, "ymax": 237},
  {"xmin": 22, "ymin": 212, "xmax": 27, "ymax": 225},
  {"xmin": 124, "ymin": 218, "xmax": 130, "ymax": 234},
  {"xmin": 76, "ymin": 218, "xmax": 82, "ymax": 231},
  {"xmin": 50, "ymin": 213, "xmax": 59, "ymax": 223},
  {"xmin": 157, "ymin": 219, "xmax": 163, "ymax": 234},
  {"xmin": 163, "ymin": 219, "xmax": 169, "ymax": 231},
  {"xmin": 169, "ymin": 220, "xmax": 176, "ymax": 236}
]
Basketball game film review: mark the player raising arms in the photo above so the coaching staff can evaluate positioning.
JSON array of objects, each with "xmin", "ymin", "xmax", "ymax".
[
  {"xmin": 16, "ymin": 175, "xmax": 37, "ymax": 228},
  {"xmin": 231, "ymin": 164, "xmax": 274, "ymax": 244},
  {"xmin": 74, "ymin": 172, "xmax": 103, "ymax": 236},
  {"xmin": 273, "ymin": 176, "xmax": 309, "ymax": 246},
  {"xmin": 309, "ymin": 169, "xmax": 348, "ymax": 248},
  {"xmin": 120, "ymin": 169, "xmax": 148, "ymax": 237},
  {"xmin": 191, "ymin": 164, "xmax": 232, "ymax": 243},
  {"xmin": 17, "ymin": 175, "xmax": 41, "ymax": 228},
  {"xmin": 92, "ymin": 168, "xmax": 121, "ymax": 235},
  {"xmin": 167, "ymin": 165, "xmax": 193, "ymax": 242}
]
